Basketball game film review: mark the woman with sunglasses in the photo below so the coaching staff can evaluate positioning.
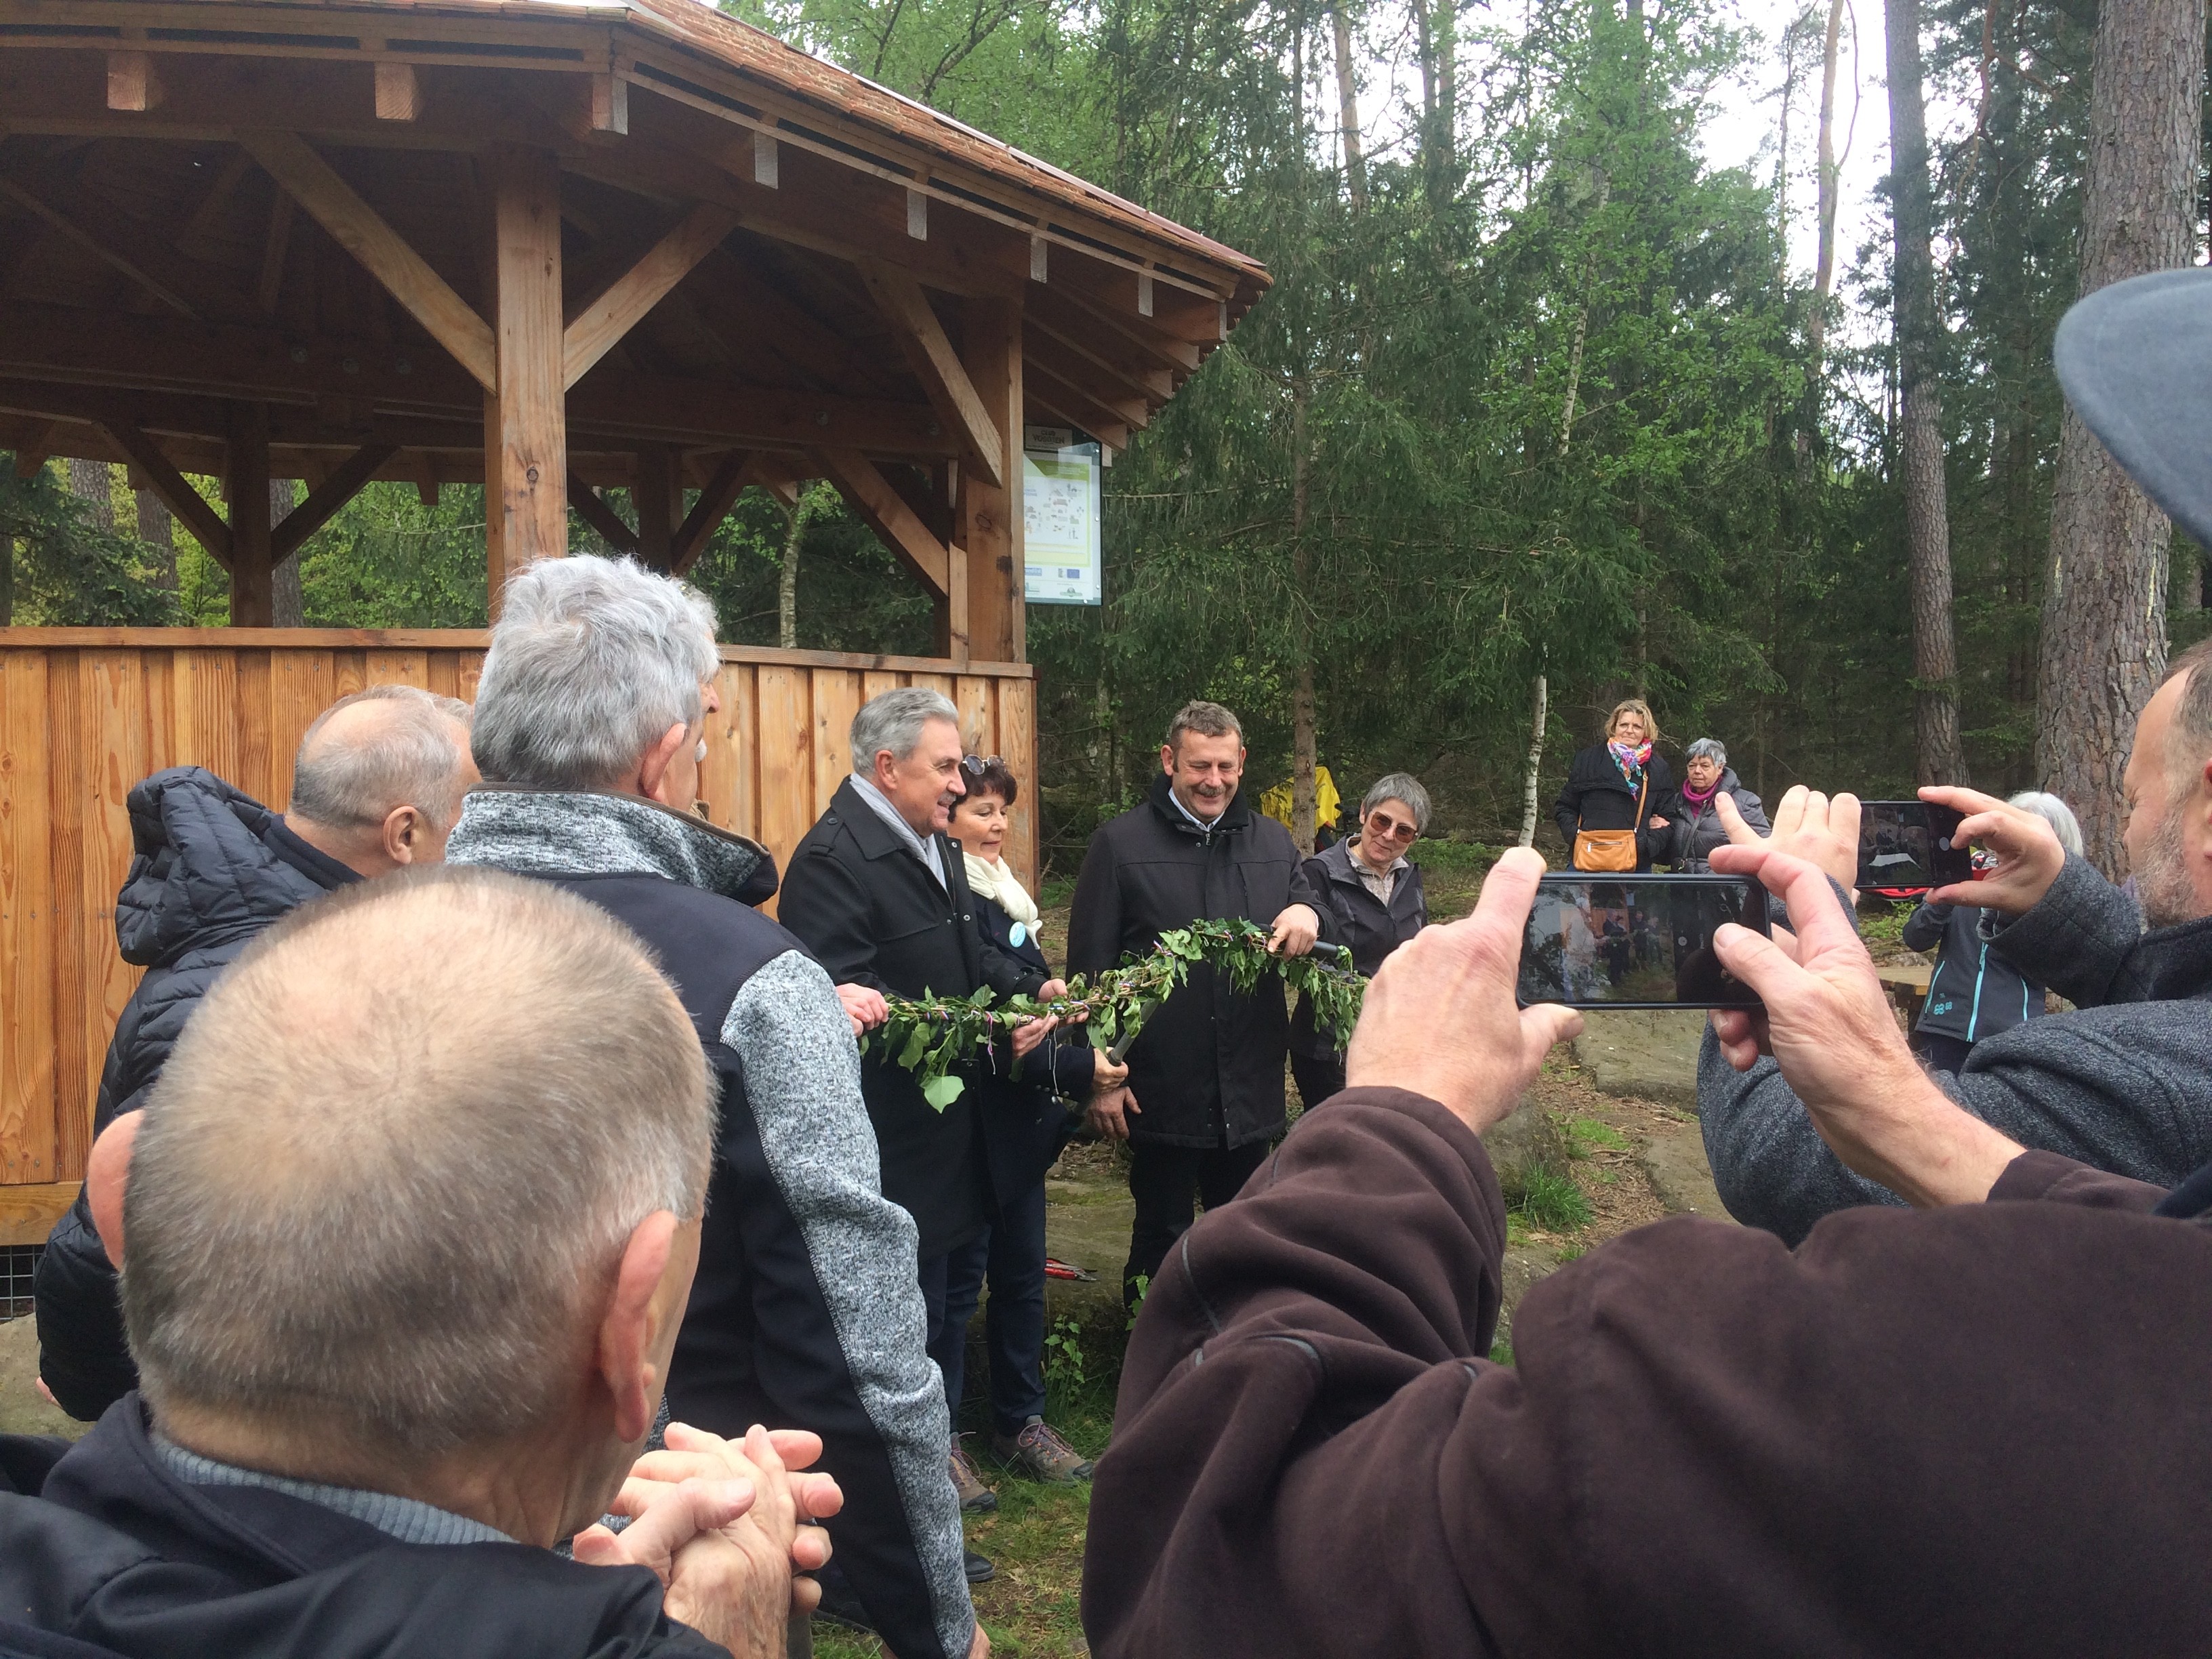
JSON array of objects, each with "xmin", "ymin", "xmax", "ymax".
[{"xmin": 1287, "ymin": 773, "xmax": 1432, "ymax": 1109}]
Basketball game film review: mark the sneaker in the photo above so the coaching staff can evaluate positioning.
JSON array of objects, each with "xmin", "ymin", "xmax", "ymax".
[
  {"xmin": 949, "ymin": 1437, "xmax": 998, "ymax": 1513},
  {"xmin": 964, "ymin": 1548, "xmax": 996, "ymax": 1584},
  {"xmin": 991, "ymin": 1416, "xmax": 1094, "ymax": 1483}
]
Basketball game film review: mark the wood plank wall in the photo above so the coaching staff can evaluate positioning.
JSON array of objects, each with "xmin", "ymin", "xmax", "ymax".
[{"xmin": 0, "ymin": 628, "xmax": 1036, "ymax": 1242}]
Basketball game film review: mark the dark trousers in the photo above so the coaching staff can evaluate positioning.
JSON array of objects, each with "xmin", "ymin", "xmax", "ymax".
[
  {"xmin": 1124, "ymin": 1137, "xmax": 1271, "ymax": 1307},
  {"xmin": 1916, "ymin": 1031, "xmax": 1974, "ymax": 1076},
  {"xmin": 1289, "ymin": 1050, "xmax": 1346, "ymax": 1113},
  {"xmin": 933, "ymin": 1180, "xmax": 1049, "ymax": 1437}
]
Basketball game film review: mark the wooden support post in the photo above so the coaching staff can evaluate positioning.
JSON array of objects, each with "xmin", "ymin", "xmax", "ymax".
[
  {"xmin": 567, "ymin": 472, "xmax": 640, "ymax": 553},
  {"xmin": 106, "ymin": 51, "xmax": 163, "ymax": 112},
  {"xmin": 670, "ymin": 450, "xmax": 754, "ymax": 576},
  {"xmin": 959, "ymin": 295, "xmax": 1024, "ymax": 663},
  {"xmin": 374, "ymin": 62, "xmax": 422, "ymax": 122},
  {"xmin": 483, "ymin": 144, "xmax": 567, "ymax": 609},
  {"xmin": 811, "ymin": 447, "xmax": 951, "ymax": 599},
  {"xmin": 96, "ymin": 419, "xmax": 230, "ymax": 565},
  {"xmin": 225, "ymin": 401, "xmax": 273, "ymax": 626},
  {"xmin": 634, "ymin": 445, "xmax": 680, "ymax": 571}
]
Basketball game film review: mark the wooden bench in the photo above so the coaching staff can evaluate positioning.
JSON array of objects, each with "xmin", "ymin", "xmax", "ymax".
[{"xmin": 1875, "ymin": 962, "xmax": 1933, "ymax": 1031}]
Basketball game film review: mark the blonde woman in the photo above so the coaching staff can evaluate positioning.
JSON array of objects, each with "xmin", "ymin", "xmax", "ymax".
[{"xmin": 1553, "ymin": 698, "xmax": 1674, "ymax": 872}]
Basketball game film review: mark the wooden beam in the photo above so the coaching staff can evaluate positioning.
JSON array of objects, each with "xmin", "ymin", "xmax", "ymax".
[
  {"xmin": 671, "ymin": 450, "xmax": 754, "ymax": 576},
  {"xmin": 95, "ymin": 418, "xmax": 230, "ymax": 566},
  {"xmin": 0, "ymin": 171, "xmax": 200, "ymax": 321},
  {"xmin": 270, "ymin": 441, "xmax": 397, "ymax": 563},
  {"xmin": 225, "ymin": 400, "xmax": 272, "ymax": 624},
  {"xmin": 243, "ymin": 131, "xmax": 497, "ymax": 393},
  {"xmin": 591, "ymin": 73, "xmax": 628, "ymax": 136},
  {"xmin": 373, "ymin": 62, "xmax": 421, "ymax": 122},
  {"xmin": 958, "ymin": 295, "xmax": 1023, "ymax": 664},
  {"xmin": 813, "ymin": 445, "xmax": 949, "ymax": 597},
  {"xmin": 634, "ymin": 443, "xmax": 680, "ymax": 571},
  {"xmin": 855, "ymin": 260, "xmax": 1004, "ymax": 488},
  {"xmin": 106, "ymin": 50, "xmax": 163, "ymax": 112},
  {"xmin": 256, "ymin": 189, "xmax": 295, "ymax": 315},
  {"xmin": 10, "ymin": 419, "xmax": 58, "ymax": 479},
  {"xmin": 484, "ymin": 142, "xmax": 567, "ymax": 604},
  {"xmin": 562, "ymin": 203, "xmax": 740, "ymax": 390},
  {"xmin": 567, "ymin": 471, "xmax": 639, "ymax": 552}
]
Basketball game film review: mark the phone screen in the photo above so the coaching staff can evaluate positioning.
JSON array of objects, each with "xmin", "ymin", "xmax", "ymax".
[
  {"xmin": 1519, "ymin": 876, "xmax": 1769, "ymax": 1009},
  {"xmin": 1858, "ymin": 802, "xmax": 1971, "ymax": 893}
]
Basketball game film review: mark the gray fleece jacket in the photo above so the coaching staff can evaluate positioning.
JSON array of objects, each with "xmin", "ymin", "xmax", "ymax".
[
  {"xmin": 1702, "ymin": 853, "xmax": 2212, "ymax": 1246},
  {"xmin": 447, "ymin": 789, "xmax": 971, "ymax": 1659}
]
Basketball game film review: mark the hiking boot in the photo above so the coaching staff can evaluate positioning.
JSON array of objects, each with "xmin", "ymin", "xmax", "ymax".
[
  {"xmin": 964, "ymin": 1548, "xmax": 996, "ymax": 1584},
  {"xmin": 991, "ymin": 1416, "xmax": 1094, "ymax": 1483},
  {"xmin": 949, "ymin": 1437, "xmax": 998, "ymax": 1513}
]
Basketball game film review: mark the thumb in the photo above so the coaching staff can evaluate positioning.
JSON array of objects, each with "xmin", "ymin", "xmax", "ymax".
[
  {"xmin": 1519, "ymin": 1002, "xmax": 1582, "ymax": 1067},
  {"xmin": 1712, "ymin": 921, "xmax": 1803, "ymax": 1001},
  {"xmin": 1715, "ymin": 792, "xmax": 1759, "ymax": 846}
]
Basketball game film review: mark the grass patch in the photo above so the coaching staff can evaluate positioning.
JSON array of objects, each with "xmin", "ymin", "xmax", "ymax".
[
  {"xmin": 1856, "ymin": 897, "xmax": 1911, "ymax": 948},
  {"xmin": 1509, "ymin": 1166, "xmax": 1595, "ymax": 1232},
  {"xmin": 1564, "ymin": 1117, "xmax": 1629, "ymax": 1158},
  {"xmin": 1413, "ymin": 838, "xmax": 1500, "ymax": 874},
  {"xmin": 1488, "ymin": 1335, "xmax": 1515, "ymax": 1366}
]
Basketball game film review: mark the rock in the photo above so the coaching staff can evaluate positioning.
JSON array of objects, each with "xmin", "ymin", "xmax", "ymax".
[
  {"xmin": 1481, "ymin": 1095, "xmax": 1568, "ymax": 1191},
  {"xmin": 1641, "ymin": 1121, "xmax": 1736, "ymax": 1225},
  {"xmin": 1570, "ymin": 1008, "xmax": 1706, "ymax": 1109},
  {"xmin": 0, "ymin": 1315, "xmax": 90, "ymax": 1439}
]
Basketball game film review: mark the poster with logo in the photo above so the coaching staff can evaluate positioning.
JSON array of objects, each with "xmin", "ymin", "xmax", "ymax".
[{"xmin": 1022, "ymin": 426, "xmax": 1102, "ymax": 605}]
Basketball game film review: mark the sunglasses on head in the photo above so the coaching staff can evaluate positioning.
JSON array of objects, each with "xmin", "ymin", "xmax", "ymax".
[
  {"xmin": 1368, "ymin": 811, "xmax": 1418, "ymax": 842},
  {"xmin": 960, "ymin": 754, "xmax": 1004, "ymax": 776}
]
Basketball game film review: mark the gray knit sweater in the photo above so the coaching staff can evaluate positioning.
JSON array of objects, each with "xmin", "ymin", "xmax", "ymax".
[{"xmin": 1701, "ymin": 854, "xmax": 2212, "ymax": 1244}]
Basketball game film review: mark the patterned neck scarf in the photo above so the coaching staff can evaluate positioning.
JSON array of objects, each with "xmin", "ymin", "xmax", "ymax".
[{"xmin": 1608, "ymin": 739, "xmax": 1653, "ymax": 789}]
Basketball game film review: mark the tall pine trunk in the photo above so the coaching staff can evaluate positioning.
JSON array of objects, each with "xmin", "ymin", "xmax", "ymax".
[
  {"xmin": 1290, "ymin": 386, "xmax": 1318, "ymax": 855},
  {"xmin": 1885, "ymin": 0, "xmax": 1967, "ymax": 785},
  {"xmin": 2036, "ymin": 0, "xmax": 2206, "ymax": 875},
  {"xmin": 136, "ymin": 489, "xmax": 177, "ymax": 591},
  {"xmin": 270, "ymin": 480, "xmax": 304, "ymax": 628},
  {"xmin": 68, "ymin": 459, "xmax": 115, "ymax": 532},
  {"xmin": 1808, "ymin": 0, "xmax": 1846, "ymax": 371},
  {"xmin": 1330, "ymin": 5, "xmax": 1366, "ymax": 209}
]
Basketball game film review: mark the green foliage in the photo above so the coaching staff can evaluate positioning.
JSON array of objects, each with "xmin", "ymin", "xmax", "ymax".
[
  {"xmin": 1502, "ymin": 1164, "xmax": 1594, "ymax": 1233},
  {"xmin": 0, "ymin": 460, "xmax": 182, "ymax": 626},
  {"xmin": 1041, "ymin": 1315, "xmax": 1088, "ymax": 1397},
  {"xmin": 1565, "ymin": 1118, "xmax": 1629, "ymax": 1158},
  {"xmin": 863, "ymin": 918, "xmax": 1364, "ymax": 1107}
]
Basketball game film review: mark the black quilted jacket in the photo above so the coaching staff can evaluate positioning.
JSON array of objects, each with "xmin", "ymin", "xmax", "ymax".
[{"xmin": 34, "ymin": 768, "xmax": 356, "ymax": 1420}]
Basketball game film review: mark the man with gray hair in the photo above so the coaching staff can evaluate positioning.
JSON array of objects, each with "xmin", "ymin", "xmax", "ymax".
[
  {"xmin": 778, "ymin": 687, "xmax": 1066, "ymax": 1580},
  {"xmin": 35, "ymin": 682, "xmax": 477, "ymax": 1422},
  {"xmin": 0, "ymin": 868, "xmax": 834, "ymax": 1658},
  {"xmin": 449, "ymin": 556, "xmax": 983, "ymax": 1659}
]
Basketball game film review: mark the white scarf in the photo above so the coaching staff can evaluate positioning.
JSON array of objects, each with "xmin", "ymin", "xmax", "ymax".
[{"xmin": 964, "ymin": 849, "xmax": 1041, "ymax": 935}]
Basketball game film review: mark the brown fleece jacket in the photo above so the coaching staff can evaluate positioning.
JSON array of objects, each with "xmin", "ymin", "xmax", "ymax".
[{"xmin": 1082, "ymin": 1088, "xmax": 2212, "ymax": 1658}]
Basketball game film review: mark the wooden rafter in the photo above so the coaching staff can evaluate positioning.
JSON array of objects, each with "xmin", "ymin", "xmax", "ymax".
[
  {"xmin": 670, "ymin": 449, "xmax": 754, "ymax": 576},
  {"xmin": 10, "ymin": 419, "xmax": 58, "ymax": 478},
  {"xmin": 271, "ymin": 440, "xmax": 397, "ymax": 562},
  {"xmin": 96, "ymin": 418, "xmax": 231, "ymax": 567},
  {"xmin": 562, "ymin": 202, "xmax": 741, "ymax": 390},
  {"xmin": 855, "ymin": 260, "xmax": 1004, "ymax": 488},
  {"xmin": 243, "ymin": 131, "xmax": 497, "ymax": 392},
  {"xmin": 567, "ymin": 472, "xmax": 640, "ymax": 552},
  {"xmin": 0, "ymin": 169, "xmax": 202, "ymax": 321},
  {"xmin": 811, "ymin": 445, "xmax": 949, "ymax": 596}
]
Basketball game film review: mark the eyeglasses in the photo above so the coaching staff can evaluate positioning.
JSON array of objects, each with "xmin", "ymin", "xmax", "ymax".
[
  {"xmin": 960, "ymin": 754, "xmax": 1004, "ymax": 775},
  {"xmin": 1367, "ymin": 811, "xmax": 1419, "ymax": 842}
]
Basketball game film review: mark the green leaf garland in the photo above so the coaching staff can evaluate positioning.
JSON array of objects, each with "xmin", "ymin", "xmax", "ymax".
[{"xmin": 859, "ymin": 918, "xmax": 1366, "ymax": 1109}]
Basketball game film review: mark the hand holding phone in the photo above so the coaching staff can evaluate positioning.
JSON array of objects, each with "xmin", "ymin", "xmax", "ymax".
[
  {"xmin": 1857, "ymin": 801, "xmax": 1969, "ymax": 893},
  {"xmin": 1917, "ymin": 786, "xmax": 2066, "ymax": 915}
]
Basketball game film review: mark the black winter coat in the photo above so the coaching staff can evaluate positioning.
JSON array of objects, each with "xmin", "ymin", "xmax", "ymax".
[
  {"xmin": 35, "ymin": 768, "xmax": 357, "ymax": 1422},
  {"xmin": 968, "ymin": 888, "xmax": 1091, "ymax": 1208},
  {"xmin": 1664, "ymin": 769, "xmax": 1770, "ymax": 871},
  {"xmin": 1903, "ymin": 899, "xmax": 2045, "ymax": 1046},
  {"xmin": 1289, "ymin": 840, "xmax": 1425, "ymax": 1061},
  {"xmin": 0, "ymin": 1399, "xmax": 722, "ymax": 1659},
  {"xmin": 1066, "ymin": 775, "xmax": 1332, "ymax": 1150},
  {"xmin": 779, "ymin": 779, "xmax": 1048, "ymax": 1258},
  {"xmin": 1554, "ymin": 745, "xmax": 1675, "ymax": 872}
]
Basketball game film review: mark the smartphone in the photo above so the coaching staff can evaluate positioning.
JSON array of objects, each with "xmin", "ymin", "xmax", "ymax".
[
  {"xmin": 1519, "ymin": 874, "xmax": 1771, "ymax": 1010},
  {"xmin": 1858, "ymin": 801, "xmax": 1971, "ymax": 893}
]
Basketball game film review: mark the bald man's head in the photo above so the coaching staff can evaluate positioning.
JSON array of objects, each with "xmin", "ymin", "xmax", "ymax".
[
  {"xmin": 120, "ymin": 866, "xmax": 713, "ymax": 1461},
  {"xmin": 287, "ymin": 685, "xmax": 477, "ymax": 878}
]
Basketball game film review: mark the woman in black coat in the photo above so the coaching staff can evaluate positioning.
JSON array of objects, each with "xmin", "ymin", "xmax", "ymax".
[
  {"xmin": 938, "ymin": 758, "xmax": 1126, "ymax": 1491},
  {"xmin": 1553, "ymin": 698, "xmax": 1675, "ymax": 872},
  {"xmin": 1289, "ymin": 773, "xmax": 1430, "ymax": 1108}
]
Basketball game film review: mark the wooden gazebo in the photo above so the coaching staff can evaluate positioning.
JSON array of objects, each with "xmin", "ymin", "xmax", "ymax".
[{"xmin": 0, "ymin": 0, "xmax": 1267, "ymax": 1245}]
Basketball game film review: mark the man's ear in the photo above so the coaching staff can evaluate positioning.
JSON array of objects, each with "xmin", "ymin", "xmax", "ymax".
[
  {"xmin": 596, "ymin": 1210, "xmax": 680, "ymax": 1446},
  {"xmin": 1160, "ymin": 743, "xmax": 1175, "ymax": 775},
  {"xmin": 87, "ymin": 1113, "xmax": 144, "ymax": 1269},
  {"xmin": 637, "ymin": 723, "xmax": 690, "ymax": 806},
  {"xmin": 380, "ymin": 804, "xmax": 426, "ymax": 866}
]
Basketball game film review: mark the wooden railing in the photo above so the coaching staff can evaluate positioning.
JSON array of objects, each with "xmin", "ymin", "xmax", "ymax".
[{"xmin": 0, "ymin": 628, "xmax": 1036, "ymax": 1241}]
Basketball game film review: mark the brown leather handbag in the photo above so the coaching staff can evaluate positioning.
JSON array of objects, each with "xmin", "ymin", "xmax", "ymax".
[{"xmin": 1572, "ymin": 773, "xmax": 1648, "ymax": 872}]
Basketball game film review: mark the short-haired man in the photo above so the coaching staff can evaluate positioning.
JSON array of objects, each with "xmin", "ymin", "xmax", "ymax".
[
  {"xmin": 777, "ymin": 689, "xmax": 1093, "ymax": 1570},
  {"xmin": 1084, "ymin": 844, "xmax": 2212, "ymax": 1656},
  {"xmin": 35, "ymin": 684, "xmax": 476, "ymax": 1420},
  {"xmin": 1067, "ymin": 699, "xmax": 1331, "ymax": 1305},
  {"xmin": 449, "ymin": 558, "xmax": 982, "ymax": 1659},
  {"xmin": 0, "ymin": 869, "xmax": 836, "ymax": 1658},
  {"xmin": 1700, "ymin": 266, "xmax": 2212, "ymax": 1244}
]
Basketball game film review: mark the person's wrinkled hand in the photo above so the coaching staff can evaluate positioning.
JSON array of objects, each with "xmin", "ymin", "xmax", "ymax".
[
  {"xmin": 968, "ymin": 1622, "xmax": 992, "ymax": 1659},
  {"xmin": 1717, "ymin": 785, "xmax": 1860, "ymax": 897},
  {"xmin": 1648, "ymin": 814, "xmax": 1671, "ymax": 830},
  {"xmin": 1344, "ymin": 847, "xmax": 1582, "ymax": 1136},
  {"xmin": 1920, "ymin": 785, "xmax": 2064, "ymax": 916},
  {"xmin": 1267, "ymin": 903, "xmax": 1321, "ymax": 958},
  {"xmin": 1089, "ymin": 1055, "xmax": 1129, "ymax": 1096},
  {"xmin": 1706, "ymin": 843, "xmax": 2024, "ymax": 1207},
  {"xmin": 1010, "ymin": 1012, "xmax": 1059, "ymax": 1060},
  {"xmin": 836, "ymin": 983, "xmax": 888, "ymax": 1039},
  {"xmin": 1088, "ymin": 1084, "xmax": 1139, "ymax": 1140},
  {"xmin": 572, "ymin": 1467, "xmax": 789, "ymax": 1658}
]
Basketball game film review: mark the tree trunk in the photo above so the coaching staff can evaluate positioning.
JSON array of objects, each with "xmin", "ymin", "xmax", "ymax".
[
  {"xmin": 1885, "ymin": 0, "xmax": 1967, "ymax": 786},
  {"xmin": 1290, "ymin": 386, "xmax": 1317, "ymax": 855},
  {"xmin": 1808, "ymin": 0, "xmax": 1846, "ymax": 369},
  {"xmin": 778, "ymin": 501, "xmax": 804, "ymax": 651},
  {"xmin": 1518, "ymin": 668, "xmax": 1549, "ymax": 848},
  {"xmin": 68, "ymin": 459, "xmax": 115, "ymax": 531},
  {"xmin": 1330, "ymin": 5, "xmax": 1367, "ymax": 210},
  {"xmin": 2036, "ymin": 0, "xmax": 2206, "ymax": 876},
  {"xmin": 0, "ymin": 535, "xmax": 12, "ymax": 626},
  {"xmin": 270, "ymin": 479, "xmax": 304, "ymax": 627},
  {"xmin": 135, "ymin": 489, "xmax": 178, "ymax": 590}
]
